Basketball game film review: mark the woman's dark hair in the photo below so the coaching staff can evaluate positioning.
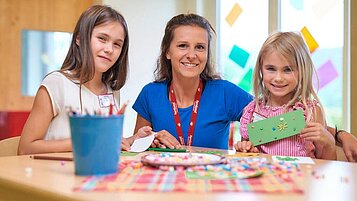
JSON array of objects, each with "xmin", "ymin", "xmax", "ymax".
[{"xmin": 154, "ymin": 13, "xmax": 221, "ymax": 82}]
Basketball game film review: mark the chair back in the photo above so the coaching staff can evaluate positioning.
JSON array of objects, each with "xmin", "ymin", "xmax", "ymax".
[{"xmin": 0, "ymin": 136, "xmax": 20, "ymax": 157}]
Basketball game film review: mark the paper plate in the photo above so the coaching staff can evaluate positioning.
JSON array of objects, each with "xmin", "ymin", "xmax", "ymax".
[{"xmin": 141, "ymin": 152, "xmax": 226, "ymax": 167}]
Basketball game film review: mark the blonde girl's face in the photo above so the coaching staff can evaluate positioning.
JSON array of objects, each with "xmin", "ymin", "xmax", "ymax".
[
  {"xmin": 261, "ymin": 50, "xmax": 299, "ymax": 107},
  {"xmin": 166, "ymin": 25, "xmax": 208, "ymax": 81},
  {"xmin": 90, "ymin": 21, "xmax": 125, "ymax": 74}
]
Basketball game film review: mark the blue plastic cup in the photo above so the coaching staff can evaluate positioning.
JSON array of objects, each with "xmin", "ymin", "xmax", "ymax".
[{"xmin": 69, "ymin": 115, "xmax": 124, "ymax": 176}]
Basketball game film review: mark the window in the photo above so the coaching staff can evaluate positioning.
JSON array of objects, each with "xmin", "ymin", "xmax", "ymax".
[
  {"xmin": 280, "ymin": 0, "xmax": 346, "ymax": 129},
  {"xmin": 21, "ymin": 30, "xmax": 71, "ymax": 96}
]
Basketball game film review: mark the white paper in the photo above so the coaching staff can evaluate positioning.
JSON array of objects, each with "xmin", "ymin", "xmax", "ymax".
[
  {"xmin": 272, "ymin": 155, "xmax": 315, "ymax": 164},
  {"xmin": 129, "ymin": 133, "xmax": 155, "ymax": 153}
]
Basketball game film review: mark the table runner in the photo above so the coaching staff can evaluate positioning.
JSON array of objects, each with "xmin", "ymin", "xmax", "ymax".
[{"xmin": 74, "ymin": 157, "xmax": 303, "ymax": 193}]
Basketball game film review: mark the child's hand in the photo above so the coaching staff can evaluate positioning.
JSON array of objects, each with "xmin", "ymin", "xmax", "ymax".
[
  {"xmin": 136, "ymin": 126, "xmax": 153, "ymax": 139},
  {"xmin": 300, "ymin": 122, "xmax": 336, "ymax": 160},
  {"xmin": 121, "ymin": 137, "xmax": 131, "ymax": 151},
  {"xmin": 300, "ymin": 122, "xmax": 335, "ymax": 147},
  {"xmin": 234, "ymin": 140, "xmax": 259, "ymax": 153}
]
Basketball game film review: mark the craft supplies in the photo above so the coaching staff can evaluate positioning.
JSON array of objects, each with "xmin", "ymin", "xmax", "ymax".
[
  {"xmin": 30, "ymin": 155, "xmax": 73, "ymax": 161},
  {"xmin": 74, "ymin": 157, "xmax": 303, "ymax": 193},
  {"xmin": 129, "ymin": 133, "xmax": 156, "ymax": 152},
  {"xmin": 120, "ymin": 151, "xmax": 140, "ymax": 156},
  {"xmin": 272, "ymin": 156, "xmax": 315, "ymax": 164},
  {"xmin": 195, "ymin": 150, "xmax": 225, "ymax": 155},
  {"xmin": 141, "ymin": 152, "xmax": 225, "ymax": 168},
  {"xmin": 70, "ymin": 115, "xmax": 124, "ymax": 175},
  {"xmin": 147, "ymin": 147, "xmax": 187, "ymax": 152},
  {"xmin": 248, "ymin": 109, "xmax": 306, "ymax": 145}
]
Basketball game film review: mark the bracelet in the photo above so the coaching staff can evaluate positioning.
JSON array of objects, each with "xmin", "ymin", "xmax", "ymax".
[{"xmin": 334, "ymin": 126, "xmax": 345, "ymax": 144}]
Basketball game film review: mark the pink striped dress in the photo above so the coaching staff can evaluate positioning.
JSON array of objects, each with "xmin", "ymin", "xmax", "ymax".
[{"xmin": 240, "ymin": 100, "xmax": 317, "ymax": 158}]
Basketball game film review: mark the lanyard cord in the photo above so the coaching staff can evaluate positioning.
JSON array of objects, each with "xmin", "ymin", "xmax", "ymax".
[
  {"xmin": 79, "ymin": 84, "xmax": 83, "ymax": 114},
  {"xmin": 169, "ymin": 79, "xmax": 203, "ymax": 146}
]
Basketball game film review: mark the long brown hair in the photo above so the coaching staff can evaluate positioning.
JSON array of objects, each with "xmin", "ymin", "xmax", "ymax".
[
  {"xmin": 60, "ymin": 5, "xmax": 129, "ymax": 90},
  {"xmin": 154, "ymin": 13, "xmax": 221, "ymax": 82}
]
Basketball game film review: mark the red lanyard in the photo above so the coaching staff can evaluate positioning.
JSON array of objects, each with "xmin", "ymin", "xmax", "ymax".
[{"xmin": 169, "ymin": 79, "xmax": 203, "ymax": 146}]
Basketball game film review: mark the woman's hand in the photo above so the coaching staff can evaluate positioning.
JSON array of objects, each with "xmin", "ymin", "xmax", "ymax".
[
  {"xmin": 234, "ymin": 140, "xmax": 259, "ymax": 153},
  {"xmin": 121, "ymin": 137, "xmax": 131, "ymax": 151},
  {"xmin": 151, "ymin": 130, "xmax": 181, "ymax": 149},
  {"xmin": 339, "ymin": 131, "xmax": 357, "ymax": 162},
  {"xmin": 136, "ymin": 126, "xmax": 153, "ymax": 138}
]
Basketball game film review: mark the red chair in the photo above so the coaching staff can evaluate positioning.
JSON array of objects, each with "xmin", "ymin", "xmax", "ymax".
[{"xmin": 0, "ymin": 111, "xmax": 30, "ymax": 141}]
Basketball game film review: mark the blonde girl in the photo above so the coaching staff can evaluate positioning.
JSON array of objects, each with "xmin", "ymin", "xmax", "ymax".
[{"xmin": 234, "ymin": 31, "xmax": 336, "ymax": 160}]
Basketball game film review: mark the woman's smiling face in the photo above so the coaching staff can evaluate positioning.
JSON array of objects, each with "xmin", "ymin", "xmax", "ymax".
[{"xmin": 166, "ymin": 25, "xmax": 208, "ymax": 81}]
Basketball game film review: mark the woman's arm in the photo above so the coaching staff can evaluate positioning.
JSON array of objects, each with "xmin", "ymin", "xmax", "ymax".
[
  {"xmin": 338, "ymin": 131, "xmax": 357, "ymax": 162},
  {"xmin": 18, "ymin": 86, "xmax": 72, "ymax": 155},
  {"xmin": 127, "ymin": 114, "xmax": 152, "ymax": 144},
  {"xmin": 327, "ymin": 126, "xmax": 357, "ymax": 162}
]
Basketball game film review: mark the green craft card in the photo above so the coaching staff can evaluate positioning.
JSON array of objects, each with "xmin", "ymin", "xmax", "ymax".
[{"xmin": 247, "ymin": 109, "xmax": 306, "ymax": 146}]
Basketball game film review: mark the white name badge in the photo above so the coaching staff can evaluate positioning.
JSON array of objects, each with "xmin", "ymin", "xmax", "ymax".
[
  {"xmin": 252, "ymin": 112, "xmax": 267, "ymax": 122},
  {"xmin": 98, "ymin": 93, "xmax": 115, "ymax": 108}
]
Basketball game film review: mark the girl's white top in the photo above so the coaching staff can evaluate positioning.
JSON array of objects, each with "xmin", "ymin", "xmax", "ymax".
[{"xmin": 40, "ymin": 71, "xmax": 120, "ymax": 140}]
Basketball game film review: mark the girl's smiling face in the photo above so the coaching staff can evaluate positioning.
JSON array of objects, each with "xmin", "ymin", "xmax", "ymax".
[
  {"xmin": 90, "ymin": 21, "xmax": 125, "ymax": 74},
  {"xmin": 262, "ymin": 50, "xmax": 299, "ymax": 106}
]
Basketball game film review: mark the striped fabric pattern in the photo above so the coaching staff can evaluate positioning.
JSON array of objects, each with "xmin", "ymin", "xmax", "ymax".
[
  {"xmin": 74, "ymin": 160, "xmax": 303, "ymax": 193},
  {"xmin": 240, "ymin": 100, "xmax": 317, "ymax": 158}
]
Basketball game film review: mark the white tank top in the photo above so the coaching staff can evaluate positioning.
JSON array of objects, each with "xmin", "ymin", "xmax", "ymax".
[{"xmin": 41, "ymin": 71, "xmax": 120, "ymax": 140}]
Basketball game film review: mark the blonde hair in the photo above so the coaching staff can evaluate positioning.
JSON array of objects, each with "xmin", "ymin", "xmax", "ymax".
[{"xmin": 253, "ymin": 31, "xmax": 324, "ymax": 122}]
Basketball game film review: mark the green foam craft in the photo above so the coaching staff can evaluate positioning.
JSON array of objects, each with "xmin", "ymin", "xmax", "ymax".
[{"xmin": 247, "ymin": 109, "xmax": 306, "ymax": 146}]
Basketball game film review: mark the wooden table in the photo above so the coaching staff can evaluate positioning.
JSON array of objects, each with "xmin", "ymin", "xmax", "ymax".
[{"xmin": 0, "ymin": 149, "xmax": 356, "ymax": 201}]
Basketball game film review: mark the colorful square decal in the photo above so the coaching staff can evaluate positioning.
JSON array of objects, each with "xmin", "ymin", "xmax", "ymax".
[
  {"xmin": 229, "ymin": 45, "xmax": 249, "ymax": 68},
  {"xmin": 225, "ymin": 3, "xmax": 243, "ymax": 27},
  {"xmin": 301, "ymin": 26, "xmax": 319, "ymax": 53}
]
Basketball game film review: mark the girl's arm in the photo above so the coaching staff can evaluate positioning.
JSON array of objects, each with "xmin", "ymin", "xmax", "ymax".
[{"xmin": 18, "ymin": 86, "xmax": 72, "ymax": 155}]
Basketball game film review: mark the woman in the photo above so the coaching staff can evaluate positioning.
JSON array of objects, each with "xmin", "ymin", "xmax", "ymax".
[{"xmin": 131, "ymin": 13, "xmax": 252, "ymax": 150}]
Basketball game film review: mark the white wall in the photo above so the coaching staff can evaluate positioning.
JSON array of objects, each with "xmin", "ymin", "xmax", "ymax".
[{"xmin": 103, "ymin": 0, "xmax": 216, "ymax": 137}]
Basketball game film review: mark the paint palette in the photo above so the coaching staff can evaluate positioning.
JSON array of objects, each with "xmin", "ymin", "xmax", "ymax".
[
  {"xmin": 141, "ymin": 153, "xmax": 225, "ymax": 167},
  {"xmin": 248, "ymin": 109, "xmax": 306, "ymax": 146}
]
